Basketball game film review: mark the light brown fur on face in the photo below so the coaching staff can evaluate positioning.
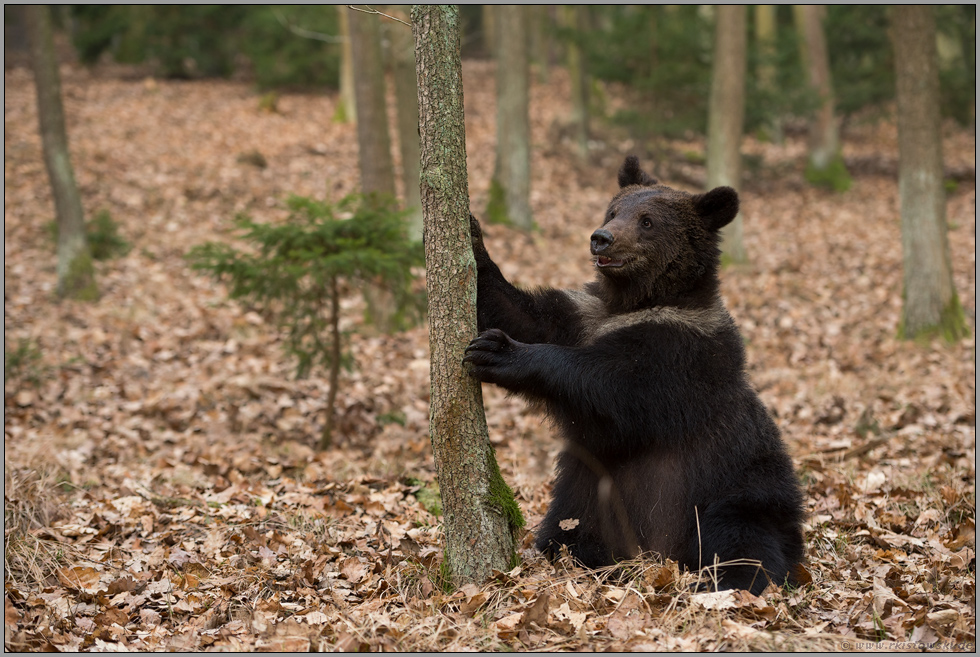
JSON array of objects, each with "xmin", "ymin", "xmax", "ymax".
[
  {"xmin": 590, "ymin": 181, "xmax": 726, "ymax": 313},
  {"xmin": 597, "ymin": 188, "xmax": 693, "ymax": 272}
]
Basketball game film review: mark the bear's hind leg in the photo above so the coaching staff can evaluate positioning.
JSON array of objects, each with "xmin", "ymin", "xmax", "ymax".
[
  {"xmin": 535, "ymin": 454, "xmax": 622, "ymax": 569},
  {"xmin": 694, "ymin": 508, "xmax": 797, "ymax": 596}
]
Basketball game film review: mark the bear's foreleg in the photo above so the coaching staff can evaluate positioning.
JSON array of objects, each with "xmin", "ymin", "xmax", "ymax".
[
  {"xmin": 469, "ymin": 215, "xmax": 583, "ymax": 346},
  {"xmin": 463, "ymin": 327, "xmax": 685, "ymax": 456}
]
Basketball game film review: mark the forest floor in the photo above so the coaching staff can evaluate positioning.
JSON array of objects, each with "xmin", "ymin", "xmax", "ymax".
[{"xmin": 4, "ymin": 57, "xmax": 976, "ymax": 652}]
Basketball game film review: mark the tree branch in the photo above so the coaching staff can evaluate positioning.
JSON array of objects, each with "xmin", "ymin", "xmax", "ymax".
[
  {"xmin": 273, "ymin": 9, "xmax": 346, "ymax": 43},
  {"xmin": 346, "ymin": 5, "xmax": 411, "ymax": 28}
]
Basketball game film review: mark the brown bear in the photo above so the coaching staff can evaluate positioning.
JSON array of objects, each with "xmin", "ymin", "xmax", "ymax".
[{"xmin": 463, "ymin": 156, "xmax": 805, "ymax": 594}]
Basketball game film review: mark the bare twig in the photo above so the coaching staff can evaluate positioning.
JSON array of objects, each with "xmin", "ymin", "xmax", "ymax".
[
  {"xmin": 346, "ymin": 4, "xmax": 411, "ymax": 28},
  {"xmin": 273, "ymin": 9, "xmax": 346, "ymax": 43},
  {"xmin": 841, "ymin": 435, "xmax": 890, "ymax": 460},
  {"xmin": 695, "ymin": 504, "xmax": 703, "ymax": 589}
]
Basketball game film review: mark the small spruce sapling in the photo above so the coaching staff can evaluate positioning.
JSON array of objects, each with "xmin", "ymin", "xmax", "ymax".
[{"xmin": 188, "ymin": 194, "xmax": 424, "ymax": 449}]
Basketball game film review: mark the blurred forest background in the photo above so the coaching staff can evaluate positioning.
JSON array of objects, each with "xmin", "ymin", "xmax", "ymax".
[{"xmin": 4, "ymin": 4, "xmax": 976, "ymax": 652}]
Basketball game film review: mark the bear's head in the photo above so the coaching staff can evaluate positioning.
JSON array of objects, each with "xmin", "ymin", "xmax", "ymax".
[{"xmin": 589, "ymin": 156, "xmax": 739, "ymax": 312}]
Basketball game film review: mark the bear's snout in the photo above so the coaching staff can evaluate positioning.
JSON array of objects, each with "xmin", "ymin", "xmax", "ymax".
[{"xmin": 591, "ymin": 229, "xmax": 615, "ymax": 254}]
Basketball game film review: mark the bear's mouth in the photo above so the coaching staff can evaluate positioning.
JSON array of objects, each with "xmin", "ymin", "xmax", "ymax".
[{"xmin": 596, "ymin": 256, "xmax": 626, "ymax": 268}]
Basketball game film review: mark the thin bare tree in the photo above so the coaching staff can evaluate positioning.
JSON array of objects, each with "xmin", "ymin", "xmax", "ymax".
[
  {"xmin": 755, "ymin": 4, "xmax": 782, "ymax": 143},
  {"xmin": 562, "ymin": 5, "xmax": 589, "ymax": 160},
  {"xmin": 336, "ymin": 6, "xmax": 356, "ymax": 123},
  {"xmin": 25, "ymin": 4, "xmax": 98, "ymax": 301},
  {"xmin": 387, "ymin": 7, "xmax": 423, "ymax": 241},
  {"xmin": 706, "ymin": 5, "xmax": 747, "ymax": 263},
  {"xmin": 412, "ymin": 4, "xmax": 523, "ymax": 587},
  {"xmin": 794, "ymin": 4, "xmax": 850, "ymax": 189},
  {"xmin": 348, "ymin": 6, "xmax": 395, "ymax": 198},
  {"xmin": 893, "ymin": 5, "xmax": 969, "ymax": 341},
  {"xmin": 487, "ymin": 5, "xmax": 533, "ymax": 229}
]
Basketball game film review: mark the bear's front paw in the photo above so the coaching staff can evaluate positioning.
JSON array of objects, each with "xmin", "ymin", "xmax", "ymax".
[
  {"xmin": 462, "ymin": 329, "xmax": 525, "ymax": 384},
  {"xmin": 463, "ymin": 328, "xmax": 514, "ymax": 362}
]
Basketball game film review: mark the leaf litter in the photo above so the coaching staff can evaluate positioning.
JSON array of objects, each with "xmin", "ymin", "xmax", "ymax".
[{"xmin": 4, "ymin": 56, "xmax": 975, "ymax": 651}]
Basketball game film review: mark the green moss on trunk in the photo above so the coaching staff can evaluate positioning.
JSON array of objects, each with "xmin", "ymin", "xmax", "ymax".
[
  {"xmin": 938, "ymin": 293, "xmax": 971, "ymax": 342},
  {"xmin": 60, "ymin": 251, "xmax": 99, "ymax": 301},
  {"xmin": 485, "ymin": 178, "xmax": 512, "ymax": 226},
  {"xmin": 898, "ymin": 291, "xmax": 971, "ymax": 343},
  {"xmin": 484, "ymin": 444, "xmax": 526, "ymax": 537}
]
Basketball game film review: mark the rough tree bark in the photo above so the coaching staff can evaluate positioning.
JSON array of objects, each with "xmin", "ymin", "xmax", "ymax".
[
  {"xmin": 706, "ymin": 4, "xmax": 747, "ymax": 263},
  {"xmin": 892, "ymin": 5, "xmax": 968, "ymax": 342},
  {"xmin": 388, "ymin": 7, "xmax": 423, "ymax": 241},
  {"xmin": 25, "ymin": 4, "xmax": 98, "ymax": 301},
  {"xmin": 487, "ymin": 5, "xmax": 533, "ymax": 229},
  {"xmin": 412, "ymin": 4, "xmax": 522, "ymax": 587},
  {"xmin": 794, "ymin": 4, "xmax": 850, "ymax": 189},
  {"xmin": 349, "ymin": 6, "xmax": 395, "ymax": 198}
]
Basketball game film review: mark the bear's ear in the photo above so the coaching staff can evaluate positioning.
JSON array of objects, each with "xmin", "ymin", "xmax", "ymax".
[
  {"xmin": 618, "ymin": 155, "xmax": 658, "ymax": 188},
  {"xmin": 692, "ymin": 186, "xmax": 739, "ymax": 231}
]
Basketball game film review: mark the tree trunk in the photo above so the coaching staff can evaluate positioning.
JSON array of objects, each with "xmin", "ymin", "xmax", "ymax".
[
  {"xmin": 349, "ymin": 7, "xmax": 395, "ymax": 198},
  {"xmin": 4, "ymin": 5, "xmax": 30, "ymax": 68},
  {"xmin": 755, "ymin": 4, "xmax": 782, "ymax": 143},
  {"xmin": 349, "ymin": 7, "xmax": 399, "ymax": 330},
  {"xmin": 481, "ymin": 4, "xmax": 496, "ymax": 59},
  {"xmin": 388, "ymin": 8, "xmax": 423, "ymax": 241},
  {"xmin": 487, "ymin": 5, "xmax": 533, "ymax": 229},
  {"xmin": 529, "ymin": 5, "xmax": 551, "ymax": 83},
  {"xmin": 795, "ymin": 4, "xmax": 850, "ymax": 189},
  {"xmin": 893, "ymin": 5, "xmax": 968, "ymax": 342},
  {"xmin": 412, "ymin": 4, "xmax": 522, "ymax": 587},
  {"xmin": 336, "ymin": 6, "xmax": 356, "ymax": 123},
  {"xmin": 706, "ymin": 5, "xmax": 747, "ymax": 264},
  {"xmin": 25, "ymin": 4, "xmax": 98, "ymax": 301},
  {"xmin": 562, "ymin": 5, "xmax": 589, "ymax": 160}
]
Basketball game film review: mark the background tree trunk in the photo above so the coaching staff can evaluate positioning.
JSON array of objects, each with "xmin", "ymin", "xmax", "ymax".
[
  {"xmin": 412, "ymin": 4, "xmax": 522, "ymax": 587},
  {"xmin": 562, "ymin": 5, "xmax": 589, "ymax": 160},
  {"xmin": 795, "ymin": 4, "xmax": 850, "ymax": 189},
  {"xmin": 481, "ymin": 4, "xmax": 496, "ymax": 59},
  {"xmin": 529, "ymin": 5, "xmax": 551, "ymax": 83},
  {"xmin": 706, "ymin": 5, "xmax": 747, "ymax": 263},
  {"xmin": 4, "ymin": 5, "xmax": 30, "ymax": 67},
  {"xmin": 893, "ymin": 5, "xmax": 968, "ymax": 342},
  {"xmin": 487, "ymin": 5, "xmax": 533, "ymax": 229},
  {"xmin": 349, "ymin": 7, "xmax": 395, "ymax": 198},
  {"xmin": 755, "ymin": 4, "xmax": 782, "ymax": 143},
  {"xmin": 388, "ymin": 8, "xmax": 423, "ymax": 242},
  {"xmin": 349, "ymin": 7, "xmax": 398, "ymax": 330},
  {"xmin": 25, "ymin": 4, "xmax": 98, "ymax": 301},
  {"xmin": 336, "ymin": 6, "xmax": 356, "ymax": 123}
]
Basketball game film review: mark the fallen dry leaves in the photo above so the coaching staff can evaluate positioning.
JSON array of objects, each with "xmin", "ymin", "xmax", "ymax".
[{"xmin": 4, "ymin": 54, "xmax": 975, "ymax": 651}]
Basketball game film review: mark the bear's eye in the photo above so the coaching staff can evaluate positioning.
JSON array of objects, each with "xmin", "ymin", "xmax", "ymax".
[{"xmin": 640, "ymin": 216, "xmax": 653, "ymax": 229}]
